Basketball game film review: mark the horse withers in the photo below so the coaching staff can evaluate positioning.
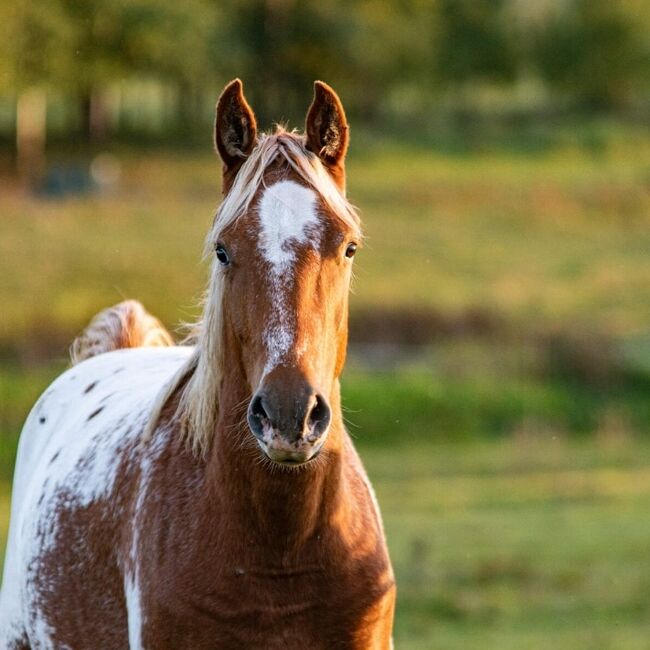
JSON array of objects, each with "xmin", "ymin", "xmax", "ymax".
[{"xmin": 0, "ymin": 80, "xmax": 395, "ymax": 649}]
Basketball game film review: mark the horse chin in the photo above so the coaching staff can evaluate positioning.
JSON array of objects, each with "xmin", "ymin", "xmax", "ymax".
[{"xmin": 256, "ymin": 440, "xmax": 323, "ymax": 467}]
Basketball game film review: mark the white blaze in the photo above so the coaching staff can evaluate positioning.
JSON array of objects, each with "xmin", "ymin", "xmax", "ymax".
[
  {"xmin": 258, "ymin": 180, "xmax": 320, "ymax": 270},
  {"xmin": 257, "ymin": 180, "xmax": 321, "ymax": 373}
]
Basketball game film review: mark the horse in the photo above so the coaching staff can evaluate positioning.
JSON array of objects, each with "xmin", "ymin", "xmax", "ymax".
[{"xmin": 0, "ymin": 79, "xmax": 396, "ymax": 649}]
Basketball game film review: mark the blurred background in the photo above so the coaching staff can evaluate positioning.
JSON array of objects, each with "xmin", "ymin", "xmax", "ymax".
[{"xmin": 1, "ymin": 0, "xmax": 649, "ymax": 647}]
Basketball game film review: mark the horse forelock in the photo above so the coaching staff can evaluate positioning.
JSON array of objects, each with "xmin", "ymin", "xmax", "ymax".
[
  {"xmin": 146, "ymin": 128, "xmax": 361, "ymax": 456},
  {"xmin": 208, "ymin": 128, "xmax": 359, "ymax": 251}
]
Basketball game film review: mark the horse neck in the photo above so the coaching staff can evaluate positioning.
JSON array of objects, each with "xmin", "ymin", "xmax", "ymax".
[{"xmin": 205, "ymin": 351, "xmax": 348, "ymax": 549}]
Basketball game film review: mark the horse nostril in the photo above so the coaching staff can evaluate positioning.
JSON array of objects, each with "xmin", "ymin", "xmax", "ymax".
[
  {"xmin": 248, "ymin": 387, "xmax": 331, "ymax": 444},
  {"xmin": 307, "ymin": 393, "xmax": 331, "ymax": 437},
  {"xmin": 247, "ymin": 393, "xmax": 268, "ymax": 439}
]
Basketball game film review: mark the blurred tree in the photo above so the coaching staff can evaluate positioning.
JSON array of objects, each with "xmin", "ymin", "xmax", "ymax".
[
  {"xmin": 342, "ymin": 0, "xmax": 434, "ymax": 124},
  {"xmin": 0, "ymin": 0, "xmax": 73, "ymax": 91},
  {"xmin": 59, "ymin": 0, "xmax": 221, "ymax": 140},
  {"xmin": 0, "ymin": 0, "xmax": 74, "ymax": 183},
  {"xmin": 216, "ymin": 0, "xmax": 351, "ymax": 127},
  {"xmin": 434, "ymin": 0, "xmax": 519, "ymax": 85},
  {"xmin": 533, "ymin": 0, "xmax": 650, "ymax": 109},
  {"xmin": 216, "ymin": 0, "xmax": 434, "ymax": 128},
  {"xmin": 0, "ymin": 0, "xmax": 648, "ymax": 155}
]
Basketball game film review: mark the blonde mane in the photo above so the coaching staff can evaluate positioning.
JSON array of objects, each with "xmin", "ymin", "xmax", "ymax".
[{"xmin": 145, "ymin": 128, "xmax": 360, "ymax": 455}]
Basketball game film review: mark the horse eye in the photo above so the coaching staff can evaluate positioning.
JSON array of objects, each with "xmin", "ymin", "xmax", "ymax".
[
  {"xmin": 345, "ymin": 243, "xmax": 357, "ymax": 259},
  {"xmin": 215, "ymin": 244, "xmax": 230, "ymax": 266}
]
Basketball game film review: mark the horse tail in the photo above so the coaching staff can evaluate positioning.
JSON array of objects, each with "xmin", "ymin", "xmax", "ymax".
[{"xmin": 70, "ymin": 300, "xmax": 174, "ymax": 365}]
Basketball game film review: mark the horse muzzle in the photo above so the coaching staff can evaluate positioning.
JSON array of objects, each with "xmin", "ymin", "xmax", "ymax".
[{"xmin": 247, "ymin": 373, "xmax": 331, "ymax": 466}]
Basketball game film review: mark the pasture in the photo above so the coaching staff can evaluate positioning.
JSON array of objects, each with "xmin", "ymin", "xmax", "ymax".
[
  {"xmin": 1, "ymin": 125, "xmax": 649, "ymax": 647},
  {"xmin": 1, "ymin": 127, "xmax": 649, "ymax": 351}
]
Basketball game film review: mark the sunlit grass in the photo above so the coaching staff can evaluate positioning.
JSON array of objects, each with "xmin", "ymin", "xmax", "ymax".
[
  {"xmin": 349, "ymin": 142, "xmax": 650, "ymax": 336},
  {"xmin": 1, "ymin": 135, "xmax": 649, "ymax": 353},
  {"xmin": 367, "ymin": 439, "xmax": 650, "ymax": 649}
]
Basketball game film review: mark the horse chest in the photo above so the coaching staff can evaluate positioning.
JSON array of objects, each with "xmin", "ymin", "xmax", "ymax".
[
  {"xmin": 127, "ymin": 446, "xmax": 394, "ymax": 648},
  {"xmin": 143, "ymin": 568, "xmax": 379, "ymax": 650},
  {"xmin": 141, "ymin": 557, "xmax": 390, "ymax": 650}
]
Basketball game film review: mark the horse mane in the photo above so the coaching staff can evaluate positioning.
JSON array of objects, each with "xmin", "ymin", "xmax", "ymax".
[{"xmin": 145, "ymin": 127, "xmax": 360, "ymax": 456}]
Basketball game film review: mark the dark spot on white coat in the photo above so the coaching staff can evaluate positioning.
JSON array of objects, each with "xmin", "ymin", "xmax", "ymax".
[{"xmin": 87, "ymin": 406, "xmax": 105, "ymax": 421}]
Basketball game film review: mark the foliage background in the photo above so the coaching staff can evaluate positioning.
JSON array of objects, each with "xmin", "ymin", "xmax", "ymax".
[{"xmin": 1, "ymin": 1, "xmax": 649, "ymax": 648}]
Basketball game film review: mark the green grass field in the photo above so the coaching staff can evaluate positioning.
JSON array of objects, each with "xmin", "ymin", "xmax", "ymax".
[
  {"xmin": 1, "ymin": 126, "xmax": 649, "ymax": 646},
  {"xmin": 376, "ymin": 438, "xmax": 650, "ymax": 649}
]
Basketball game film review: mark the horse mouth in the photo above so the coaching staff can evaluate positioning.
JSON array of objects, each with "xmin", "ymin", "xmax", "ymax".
[
  {"xmin": 277, "ymin": 449, "xmax": 322, "ymax": 466},
  {"xmin": 256, "ymin": 440, "xmax": 323, "ymax": 466}
]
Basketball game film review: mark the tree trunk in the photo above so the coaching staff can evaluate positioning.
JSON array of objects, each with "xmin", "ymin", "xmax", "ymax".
[
  {"xmin": 89, "ymin": 89, "xmax": 109, "ymax": 142},
  {"xmin": 16, "ymin": 87, "xmax": 47, "ymax": 188},
  {"xmin": 80, "ymin": 89, "xmax": 109, "ymax": 143}
]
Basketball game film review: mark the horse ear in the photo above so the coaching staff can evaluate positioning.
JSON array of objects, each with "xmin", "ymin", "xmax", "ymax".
[
  {"xmin": 214, "ymin": 79, "xmax": 257, "ymax": 183},
  {"xmin": 305, "ymin": 81, "xmax": 349, "ymax": 191}
]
